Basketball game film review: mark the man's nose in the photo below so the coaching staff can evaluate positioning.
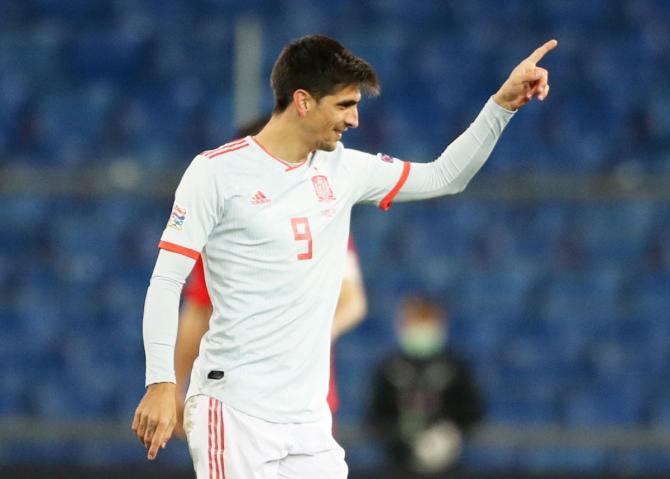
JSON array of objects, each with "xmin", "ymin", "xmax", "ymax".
[{"xmin": 345, "ymin": 108, "xmax": 359, "ymax": 129}]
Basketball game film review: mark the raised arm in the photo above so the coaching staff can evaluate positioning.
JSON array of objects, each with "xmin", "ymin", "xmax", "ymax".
[
  {"xmin": 351, "ymin": 40, "xmax": 558, "ymax": 208},
  {"xmin": 396, "ymin": 39, "xmax": 558, "ymax": 202}
]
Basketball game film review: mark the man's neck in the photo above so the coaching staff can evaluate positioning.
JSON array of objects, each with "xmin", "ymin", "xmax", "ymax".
[{"xmin": 254, "ymin": 113, "xmax": 313, "ymax": 164}]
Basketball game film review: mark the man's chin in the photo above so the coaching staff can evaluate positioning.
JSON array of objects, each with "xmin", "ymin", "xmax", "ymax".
[{"xmin": 316, "ymin": 141, "xmax": 338, "ymax": 152}]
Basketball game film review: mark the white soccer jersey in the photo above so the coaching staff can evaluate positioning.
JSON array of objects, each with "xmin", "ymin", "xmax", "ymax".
[
  {"xmin": 160, "ymin": 136, "xmax": 407, "ymax": 423},
  {"xmin": 145, "ymin": 97, "xmax": 514, "ymax": 423}
]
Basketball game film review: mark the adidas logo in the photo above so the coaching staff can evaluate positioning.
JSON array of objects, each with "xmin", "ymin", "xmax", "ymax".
[{"xmin": 250, "ymin": 190, "xmax": 271, "ymax": 205}]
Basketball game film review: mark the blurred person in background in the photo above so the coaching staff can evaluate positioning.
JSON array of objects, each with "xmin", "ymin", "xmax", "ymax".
[
  {"xmin": 370, "ymin": 296, "xmax": 483, "ymax": 476},
  {"xmin": 132, "ymin": 34, "xmax": 556, "ymax": 478}
]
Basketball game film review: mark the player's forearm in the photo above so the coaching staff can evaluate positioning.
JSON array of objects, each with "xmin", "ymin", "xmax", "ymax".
[
  {"xmin": 395, "ymin": 97, "xmax": 515, "ymax": 201},
  {"xmin": 144, "ymin": 250, "xmax": 195, "ymax": 386},
  {"xmin": 174, "ymin": 302, "xmax": 212, "ymax": 395},
  {"xmin": 331, "ymin": 281, "xmax": 367, "ymax": 340}
]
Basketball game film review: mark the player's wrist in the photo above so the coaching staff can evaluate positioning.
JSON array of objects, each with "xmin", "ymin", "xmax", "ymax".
[
  {"xmin": 147, "ymin": 382, "xmax": 177, "ymax": 391},
  {"xmin": 492, "ymin": 91, "xmax": 517, "ymax": 112}
]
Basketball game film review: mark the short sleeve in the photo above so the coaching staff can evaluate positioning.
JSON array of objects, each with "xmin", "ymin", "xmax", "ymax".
[
  {"xmin": 345, "ymin": 148, "xmax": 411, "ymax": 211},
  {"xmin": 159, "ymin": 155, "xmax": 222, "ymax": 259}
]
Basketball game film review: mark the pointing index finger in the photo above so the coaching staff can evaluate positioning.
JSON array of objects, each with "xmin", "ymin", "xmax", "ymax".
[{"xmin": 527, "ymin": 39, "xmax": 558, "ymax": 64}]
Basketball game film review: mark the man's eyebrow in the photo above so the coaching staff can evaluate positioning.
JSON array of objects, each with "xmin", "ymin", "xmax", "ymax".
[{"xmin": 336, "ymin": 99, "xmax": 359, "ymax": 107}]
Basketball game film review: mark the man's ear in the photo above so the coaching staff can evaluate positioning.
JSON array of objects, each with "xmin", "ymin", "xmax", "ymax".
[{"xmin": 293, "ymin": 89, "xmax": 313, "ymax": 118}]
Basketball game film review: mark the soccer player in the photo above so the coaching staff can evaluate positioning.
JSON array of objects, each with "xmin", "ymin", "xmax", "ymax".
[
  {"xmin": 172, "ymin": 237, "xmax": 366, "ymax": 438},
  {"xmin": 132, "ymin": 35, "xmax": 556, "ymax": 478}
]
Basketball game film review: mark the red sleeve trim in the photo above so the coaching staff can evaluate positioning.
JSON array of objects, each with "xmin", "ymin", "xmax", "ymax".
[
  {"xmin": 379, "ymin": 161, "xmax": 411, "ymax": 211},
  {"xmin": 158, "ymin": 240, "xmax": 200, "ymax": 260}
]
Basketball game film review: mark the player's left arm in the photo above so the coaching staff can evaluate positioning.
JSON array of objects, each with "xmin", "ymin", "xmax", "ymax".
[
  {"xmin": 395, "ymin": 39, "xmax": 557, "ymax": 202},
  {"xmin": 351, "ymin": 40, "xmax": 557, "ymax": 209},
  {"xmin": 331, "ymin": 246, "xmax": 367, "ymax": 340}
]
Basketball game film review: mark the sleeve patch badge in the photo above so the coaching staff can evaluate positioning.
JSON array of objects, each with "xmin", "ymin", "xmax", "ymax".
[{"xmin": 167, "ymin": 204, "xmax": 187, "ymax": 230}]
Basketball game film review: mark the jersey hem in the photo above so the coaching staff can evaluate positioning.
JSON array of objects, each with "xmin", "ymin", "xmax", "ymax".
[{"xmin": 186, "ymin": 389, "xmax": 329, "ymax": 425}]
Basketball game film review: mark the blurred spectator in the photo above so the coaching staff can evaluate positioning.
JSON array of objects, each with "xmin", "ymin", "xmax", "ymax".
[{"xmin": 370, "ymin": 296, "xmax": 482, "ymax": 476}]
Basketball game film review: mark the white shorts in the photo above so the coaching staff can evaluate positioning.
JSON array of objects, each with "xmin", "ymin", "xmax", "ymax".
[{"xmin": 183, "ymin": 394, "xmax": 348, "ymax": 479}]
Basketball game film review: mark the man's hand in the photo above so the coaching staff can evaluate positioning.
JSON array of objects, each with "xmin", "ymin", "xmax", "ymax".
[
  {"xmin": 493, "ymin": 39, "xmax": 558, "ymax": 111},
  {"xmin": 131, "ymin": 382, "xmax": 177, "ymax": 460}
]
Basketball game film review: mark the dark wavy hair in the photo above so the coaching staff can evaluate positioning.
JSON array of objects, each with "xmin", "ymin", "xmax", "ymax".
[{"xmin": 270, "ymin": 35, "xmax": 380, "ymax": 112}]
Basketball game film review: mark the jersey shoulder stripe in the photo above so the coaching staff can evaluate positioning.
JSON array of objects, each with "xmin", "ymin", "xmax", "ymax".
[
  {"xmin": 208, "ymin": 142, "xmax": 249, "ymax": 159},
  {"xmin": 200, "ymin": 138, "xmax": 250, "ymax": 159},
  {"xmin": 201, "ymin": 137, "xmax": 246, "ymax": 156}
]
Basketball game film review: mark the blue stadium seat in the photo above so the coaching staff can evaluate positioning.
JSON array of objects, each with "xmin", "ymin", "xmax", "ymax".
[
  {"xmin": 562, "ymin": 382, "xmax": 646, "ymax": 427},
  {"xmin": 612, "ymin": 449, "xmax": 670, "ymax": 474},
  {"xmin": 0, "ymin": 366, "xmax": 24, "ymax": 414},
  {"xmin": 461, "ymin": 444, "xmax": 519, "ymax": 471},
  {"xmin": 518, "ymin": 445, "xmax": 609, "ymax": 473},
  {"xmin": 31, "ymin": 0, "xmax": 114, "ymax": 24}
]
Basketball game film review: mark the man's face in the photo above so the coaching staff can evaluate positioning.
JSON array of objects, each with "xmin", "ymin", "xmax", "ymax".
[{"xmin": 308, "ymin": 84, "xmax": 361, "ymax": 151}]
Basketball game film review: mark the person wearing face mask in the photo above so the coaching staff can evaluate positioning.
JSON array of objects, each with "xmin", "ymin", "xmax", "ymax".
[{"xmin": 369, "ymin": 296, "xmax": 483, "ymax": 476}]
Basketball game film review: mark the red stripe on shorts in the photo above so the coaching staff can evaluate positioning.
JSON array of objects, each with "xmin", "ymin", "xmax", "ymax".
[
  {"xmin": 215, "ymin": 400, "xmax": 222, "ymax": 479},
  {"xmin": 220, "ymin": 401, "xmax": 225, "ymax": 478},
  {"xmin": 208, "ymin": 398, "xmax": 215, "ymax": 479}
]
